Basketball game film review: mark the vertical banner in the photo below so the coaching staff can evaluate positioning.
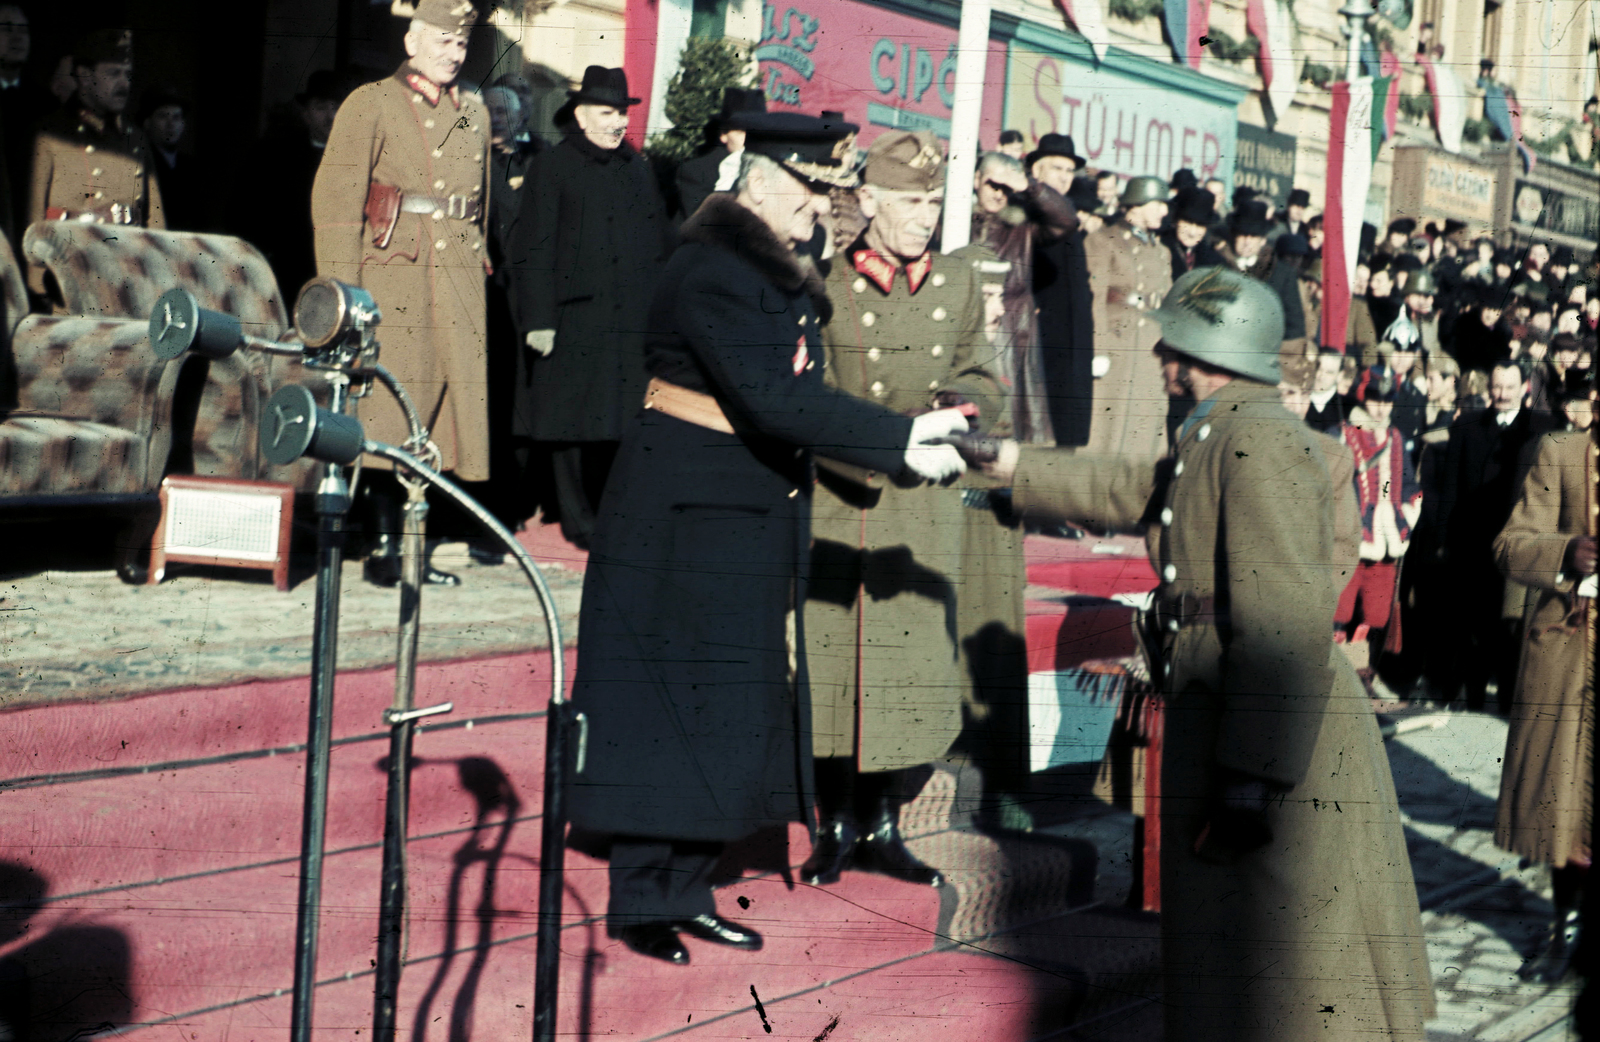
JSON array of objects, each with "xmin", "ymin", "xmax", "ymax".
[
  {"xmin": 1165, "ymin": 0, "xmax": 1212, "ymax": 70},
  {"xmin": 1246, "ymin": 0, "xmax": 1297, "ymax": 119},
  {"xmin": 1415, "ymin": 53, "xmax": 1465, "ymax": 154},
  {"xmin": 1323, "ymin": 78, "xmax": 1375, "ymax": 353}
]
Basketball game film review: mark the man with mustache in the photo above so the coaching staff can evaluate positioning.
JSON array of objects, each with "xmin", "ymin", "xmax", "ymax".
[
  {"xmin": 27, "ymin": 27, "xmax": 164, "ymax": 295},
  {"xmin": 312, "ymin": 0, "xmax": 491, "ymax": 586}
]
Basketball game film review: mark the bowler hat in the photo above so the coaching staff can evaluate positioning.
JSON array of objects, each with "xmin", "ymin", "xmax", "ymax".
[
  {"xmin": 566, "ymin": 66, "xmax": 640, "ymax": 109},
  {"xmin": 743, "ymin": 111, "xmax": 860, "ymax": 189},
  {"xmin": 1232, "ymin": 185, "xmax": 1260, "ymax": 209},
  {"xmin": 1171, "ymin": 186, "xmax": 1216, "ymax": 226},
  {"xmin": 1024, "ymin": 132, "xmax": 1081, "ymax": 172},
  {"xmin": 713, "ymin": 88, "xmax": 767, "ymax": 132},
  {"xmin": 1230, "ymin": 200, "xmax": 1273, "ymax": 237},
  {"xmin": 1287, "ymin": 187, "xmax": 1311, "ymax": 208}
]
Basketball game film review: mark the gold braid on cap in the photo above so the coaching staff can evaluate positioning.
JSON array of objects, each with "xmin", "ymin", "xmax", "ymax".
[{"xmin": 1174, "ymin": 268, "xmax": 1240, "ymax": 326}]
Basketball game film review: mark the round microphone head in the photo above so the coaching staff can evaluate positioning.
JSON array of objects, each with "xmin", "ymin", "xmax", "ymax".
[
  {"xmin": 294, "ymin": 278, "xmax": 346, "ymax": 349},
  {"xmin": 261, "ymin": 384, "xmax": 367, "ymax": 466},
  {"xmin": 262, "ymin": 384, "xmax": 317, "ymax": 465},
  {"xmin": 149, "ymin": 288, "xmax": 200, "ymax": 360}
]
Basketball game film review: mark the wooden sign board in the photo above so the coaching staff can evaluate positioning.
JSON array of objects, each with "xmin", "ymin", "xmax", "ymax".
[{"xmin": 149, "ymin": 476, "xmax": 295, "ymax": 590}]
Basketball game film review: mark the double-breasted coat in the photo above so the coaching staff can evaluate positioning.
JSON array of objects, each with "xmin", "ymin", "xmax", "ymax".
[
  {"xmin": 28, "ymin": 106, "xmax": 166, "ymax": 294},
  {"xmin": 806, "ymin": 242, "xmax": 1005, "ymax": 770},
  {"xmin": 1012, "ymin": 380, "xmax": 1432, "ymax": 1042},
  {"xmin": 312, "ymin": 65, "xmax": 491, "ymax": 479},
  {"xmin": 506, "ymin": 135, "xmax": 672, "ymax": 443},
  {"xmin": 568, "ymin": 196, "xmax": 911, "ymax": 842},
  {"xmin": 1081, "ymin": 223, "xmax": 1171, "ymax": 460},
  {"xmin": 1493, "ymin": 430, "xmax": 1595, "ymax": 868}
]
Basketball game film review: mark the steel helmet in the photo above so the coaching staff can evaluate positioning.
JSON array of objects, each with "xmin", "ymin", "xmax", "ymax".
[
  {"xmin": 1149, "ymin": 266, "xmax": 1285, "ymax": 385},
  {"xmin": 1119, "ymin": 175, "xmax": 1168, "ymax": 208},
  {"xmin": 1405, "ymin": 266, "xmax": 1439, "ymax": 296}
]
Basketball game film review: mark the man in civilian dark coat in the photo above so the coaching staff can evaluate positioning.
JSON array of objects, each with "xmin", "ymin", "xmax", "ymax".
[
  {"xmin": 569, "ymin": 112, "xmax": 969, "ymax": 965},
  {"xmin": 508, "ymin": 66, "xmax": 673, "ymax": 548},
  {"xmin": 1432, "ymin": 359, "xmax": 1557, "ymax": 710},
  {"xmin": 673, "ymin": 87, "xmax": 764, "ymax": 223},
  {"xmin": 1216, "ymin": 200, "xmax": 1306, "ymax": 344},
  {"xmin": 1161, "ymin": 186, "xmax": 1224, "ymax": 281},
  {"xmin": 1027, "ymin": 133, "xmax": 1094, "ymax": 445}
]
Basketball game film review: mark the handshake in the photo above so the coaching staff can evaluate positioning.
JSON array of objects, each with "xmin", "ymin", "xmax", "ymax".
[{"xmin": 902, "ymin": 410, "xmax": 1020, "ymax": 483}]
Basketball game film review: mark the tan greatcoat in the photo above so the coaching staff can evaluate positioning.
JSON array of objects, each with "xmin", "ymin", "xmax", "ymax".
[
  {"xmin": 1493, "ymin": 430, "xmax": 1595, "ymax": 868},
  {"xmin": 807, "ymin": 247, "xmax": 1004, "ymax": 771},
  {"xmin": 1013, "ymin": 379, "xmax": 1432, "ymax": 1042},
  {"xmin": 1081, "ymin": 222, "xmax": 1171, "ymax": 460},
  {"xmin": 312, "ymin": 65, "xmax": 490, "ymax": 480}
]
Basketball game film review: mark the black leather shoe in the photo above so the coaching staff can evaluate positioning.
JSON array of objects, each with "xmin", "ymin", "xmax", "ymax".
[
  {"xmin": 364, "ymin": 549, "xmax": 461, "ymax": 588},
  {"xmin": 607, "ymin": 922, "xmax": 689, "ymax": 965},
  {"xmin": 855, "ymin": 809, "xmax": 943, "ymax": 887},
  {"xmin": 674, "ymin": 914, "xmax": 763, "ymax": 951},
  {"xmin": 800, "ymin": 819, "xmax": 859, "ymax": 887}
]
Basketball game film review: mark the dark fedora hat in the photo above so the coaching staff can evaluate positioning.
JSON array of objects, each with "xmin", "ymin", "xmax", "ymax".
[
  {"xmin": 1230, "ymin": 199, "xmax": 1273, "ymax": 237},
  {"xmin": 1287, "ymin": 187, "xmax": 1311, "ymax": 208},
  {"xmin": 1025, "ymin": 132, "xmax": 1081, "ymax": 171},
  {"xmin": 714, "ymin": 87, "xmax": 767, "ymax": 131},
  {"xmin": 567, "ymin": 66, "xmax": 640, "ymax": 108},
  {"xmin": 1169, "ymin": 168, "xmax": 1199, "ymax": 192}
]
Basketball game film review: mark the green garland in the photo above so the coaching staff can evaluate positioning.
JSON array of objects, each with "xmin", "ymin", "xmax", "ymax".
[
  {"xmin": 1204, "ymin": 28, "xmax": 1260, "ymax": 62},
  {"xmin": 1108, "ymin": 0, "xmax": 1162, "ymax": 21},
  {"xmin": 644, "ymin": 37, "xmax": 753, "ymax": 165},
  {"xmin": 1301, "ymin": 62, "xmax": 1335, "ymax": 88},
  {"xmin": 1398, "ymin": 93, "xmax": 1432, "ymax": 122}
]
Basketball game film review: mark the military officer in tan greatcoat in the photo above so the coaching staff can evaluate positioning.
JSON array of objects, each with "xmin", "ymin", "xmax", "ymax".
[
  {"xmin": 312, "ymin": 0, "xmax": 491, "ymax": 586},
  {"xmin": 803, "ymin": 130, "xmax": 1006, "ymax": 888},
  {"xmin": 1492, "ymin": 399, "xmax": 1596, "ymax": 983},
  {"xmin": 1082, "ymin": 176, "xmax": 1172, "ymax": 461},
  {"xmin": 27, "ymin": 28, "xmax": 164, "ymax": 296},
  {"xmin": 945, "ymin": 266, "xmax": 1433, "ymax": 1042}
]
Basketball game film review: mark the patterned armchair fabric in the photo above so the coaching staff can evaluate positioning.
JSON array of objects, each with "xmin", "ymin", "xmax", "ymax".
[
  {"xmin": 22, "ymin": 223, "xmax": 290, "ymax": 339},
  {"xmin": 2, "ymin": 316, "xmax": 169, "ymax": 495}
]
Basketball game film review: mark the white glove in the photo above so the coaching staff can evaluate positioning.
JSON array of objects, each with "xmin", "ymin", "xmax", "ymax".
[
  {"xmin": 903, "ymin": 407, "xmax": 970, "ymax": 483},
  {"xmin": 525, "ymin": 329, "xmax": 556, "ymax": 356}
]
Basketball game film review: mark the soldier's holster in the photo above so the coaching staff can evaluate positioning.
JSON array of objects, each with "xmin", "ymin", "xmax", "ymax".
[{"xmin": 365, "ymin": 183, "xmax": 403, "ymax": 249}]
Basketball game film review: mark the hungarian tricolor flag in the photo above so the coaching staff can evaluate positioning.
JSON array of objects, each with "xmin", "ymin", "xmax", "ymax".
[
  {"xmin": 1165, "ymin": 0, "xmax": 1213, "ymax": 69},
  {"xmin": 1415, "ymin": 52, "xmax": 1466, "ymax": 153},
  {"xmin": 1360, "ymin": 39, "xmax": 1402, "ymax": 143},
  {"xmin": 1322, "ymin": 78, "xmax": 1377, "ymax": 353},
  {"xmin": 1245, "ymin": 0, "xmax": 1297, "ymax": 118},
  {"xmin": 1058, "ymin": 0, "xmax": 1110, "ymax": 60}
]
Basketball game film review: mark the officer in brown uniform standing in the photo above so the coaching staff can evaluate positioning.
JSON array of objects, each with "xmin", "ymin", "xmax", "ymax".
[
  {"xmin": 1082, "ymin": 175, "xmax": 1171, "ymax": 460},
  {"xmin": 802, "ymin": 130, "xmax": 1006, "ymax": 887},
  {"xmin": 312, "ymin": 0, "xmax": 491, "ymax": 586},
  {"xmin": 27, "ymin": 28, "xmax": 164, "ymax": 295}
]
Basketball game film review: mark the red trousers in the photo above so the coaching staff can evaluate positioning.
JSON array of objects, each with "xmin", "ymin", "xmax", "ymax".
[{"xmin": 1336, "ymin": 560, "xmax": 1398, "ymax": 630}]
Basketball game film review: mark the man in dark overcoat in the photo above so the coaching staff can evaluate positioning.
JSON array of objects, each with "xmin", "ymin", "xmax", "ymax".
[
  {"xmin": 945, "ymin": 266, "xmax": 1433, "ymax": 1041},
  {"xmin": 311, "ymin": 0, "xmax": 490, "ymax": 586},
  {"xmin": 1027, "ymin": 133, "xmax": 1095, "ymax": 446},
  {"xmin": 568, "ymin": 112, "xmax": 969, "ymax": 966},
  {"xmin": 673, "ymin": 87, "xmax": 764, "ymax": 223},
  {"xmin": 507, "ymin": 66, "xmax": 672, "ymax": 548}
]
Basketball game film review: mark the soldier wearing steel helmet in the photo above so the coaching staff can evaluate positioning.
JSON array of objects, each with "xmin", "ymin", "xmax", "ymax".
[
  {"xmin": 1081, "ymin": 174, "xmax": 1173, "ymax": 459},
  {"xmin": 943, "ymin": 265, "xmax": 1434, "ymax": 1042}
]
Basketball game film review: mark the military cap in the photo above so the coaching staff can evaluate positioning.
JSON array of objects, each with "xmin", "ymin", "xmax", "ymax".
[
  {"xmin": 73, "ymin": 28, "xmax": 131, "ymax": 68},
  {"xmin": 862, "ymin": 130, "xmax": 945, "ymax": 192},
  {"xmin": 1025, "ymin": 132, "xmax": 1081, "ymax": 171},
  {"xmin": 411, "ymin": 0, "xmax": 480, "ymax": 32},
  {"xmin": 1360, "ymin": 366, "xmax": 1397, "ymax": 402},
  {"xmin": 1119, "ymin": 175, "xmax": 1167, "ymax": 208},
  {"xmin": 743, "ymin": 111, "xmax": 860, "ymax": 189},
  {"xmin": 1287, "ymin": 187, "xmax": 1312, "ymax": 208},
  {"xmin": 1406, "ymin": 267, "xmax": 1439, "ymax": 295}
]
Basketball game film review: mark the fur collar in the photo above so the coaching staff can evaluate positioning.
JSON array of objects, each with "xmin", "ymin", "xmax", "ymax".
[{"xmin": 681, "ymin": 193, "xmax": 810, "ymax": 293}]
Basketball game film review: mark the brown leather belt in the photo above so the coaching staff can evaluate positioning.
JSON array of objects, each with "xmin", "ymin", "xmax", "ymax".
[
  {"xmin": 400, "ymin": 193, "xmax": 482, "ymax": 220},
  {"xmin": 643, "ymin": 377, "xmax": 734, "ymax": 435}
]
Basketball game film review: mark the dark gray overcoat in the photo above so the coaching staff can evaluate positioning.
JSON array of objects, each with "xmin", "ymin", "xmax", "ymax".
[{"xmin": 568, "ymin": 196, "xmax": 912, "ymax": 842}]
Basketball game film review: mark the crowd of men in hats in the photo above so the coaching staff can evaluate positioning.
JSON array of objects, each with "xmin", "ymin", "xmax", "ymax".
[{"xmin": 7, "ymin": 0, "xmax": 1599, "ymax": 1035}]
